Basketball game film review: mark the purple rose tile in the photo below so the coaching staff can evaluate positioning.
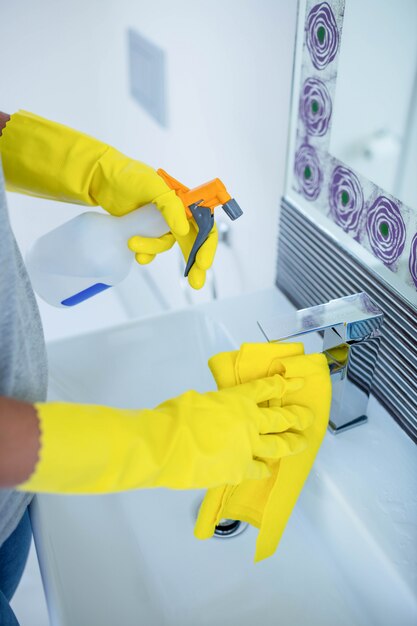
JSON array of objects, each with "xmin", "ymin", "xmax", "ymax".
[
  {"xmin": 306, "ymin": 2, "xmax": 340, "ymax": 70},
  {"xmin": 366, "ymin": 196, "xmax": 406, "ymax": 267},
  {"xmin": 294, "ymin": 144, "xmax": 323, "ymax": 201},
  {"xmin": 329, "ymin": 165, "xmax": 364, "ymax": 236},
  {"xmin": 300, "ymin": 77, "xmax": 332, "ymax": 136}
]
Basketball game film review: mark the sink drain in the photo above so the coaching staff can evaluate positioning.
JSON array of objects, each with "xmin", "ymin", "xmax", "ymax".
[
  {"xmin": 194, "ymin": 500, "xmax": 248, "ymax": 539},
  {"xmin": 214, "ymin": 518, "xmax": 248, "ymax": 538}
]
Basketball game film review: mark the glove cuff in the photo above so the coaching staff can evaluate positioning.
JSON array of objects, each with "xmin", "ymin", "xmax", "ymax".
[
  {"xmin": 16, "ymin": 401, "xmax": 186, "ymax": 494},
  {"xmin": 16, "ymin": 402, "xmax": 141, "ymax": 494},
  {"xmin": 0, "ymin": 110, "xmax": 108, "ymax": 205}
]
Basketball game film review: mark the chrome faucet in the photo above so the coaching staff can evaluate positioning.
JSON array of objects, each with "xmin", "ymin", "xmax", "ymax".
[{"xmin": 257, "ymin": 293, "xmax": 384, "ymax": 434}]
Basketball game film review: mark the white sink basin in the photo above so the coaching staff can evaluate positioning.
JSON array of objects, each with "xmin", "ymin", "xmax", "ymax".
[
  {"xmin": 31, "ymin": 289, "xmax": 417, "ymax": 626},
  {"xmin": 44, "ymin": 309, "xmax": 234, "ymax": 407}
]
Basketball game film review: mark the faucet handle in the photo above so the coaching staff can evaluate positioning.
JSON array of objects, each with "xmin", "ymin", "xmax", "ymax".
[{"xmin": 257, "ymin": 292, "xmax": 383, "ymax": 344}]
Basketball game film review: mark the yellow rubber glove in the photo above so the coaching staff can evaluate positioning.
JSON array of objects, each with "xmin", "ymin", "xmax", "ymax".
[
  {"xmin": 194, "ymin": 343, "xmax": 332, "ymax": 562},
  {"xmin": 17, "ymin": 376, "xmax": 313, "ymax": 494},
  {"xmin": 0, "ymin": 110, "xmax": 215, "ymax": 288},
  {"xmin": 128, "ymin": 219, "xmax": 218, "ymax": 290}
]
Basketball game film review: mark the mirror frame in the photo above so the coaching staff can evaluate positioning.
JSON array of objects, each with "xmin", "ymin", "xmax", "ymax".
[{"xmin": 285, "ymin": 0, "xmax": 417, "ymax": 306}]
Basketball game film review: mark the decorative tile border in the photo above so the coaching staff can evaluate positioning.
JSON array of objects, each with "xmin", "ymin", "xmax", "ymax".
[{"xmin": 292, "ymin": 0, "xmax": 417, "ymax": 293}]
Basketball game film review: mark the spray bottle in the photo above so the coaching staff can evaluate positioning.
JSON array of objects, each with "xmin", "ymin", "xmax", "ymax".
[{"xmin": 26, "ymin": 169, "xmax": 243, "ymax": 307}]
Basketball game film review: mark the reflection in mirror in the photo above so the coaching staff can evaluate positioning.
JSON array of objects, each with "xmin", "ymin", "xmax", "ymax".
[{"xmin": 330, "ymin": 0, "xmax": 417, "ymax": 212}]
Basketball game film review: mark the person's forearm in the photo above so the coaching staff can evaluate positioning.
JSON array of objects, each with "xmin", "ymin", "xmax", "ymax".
[
  {"xmin": 0, "ymin": 396, "xmax": 40, "ymax": 487},
  {"xmin": 0, "ymin": 112, "xmax": 10, "ymax": 136}
]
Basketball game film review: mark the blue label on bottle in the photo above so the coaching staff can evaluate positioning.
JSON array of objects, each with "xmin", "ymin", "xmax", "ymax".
[{"xmin": 61, "ymin": 283, "xmax": 111, "ymax": 306}]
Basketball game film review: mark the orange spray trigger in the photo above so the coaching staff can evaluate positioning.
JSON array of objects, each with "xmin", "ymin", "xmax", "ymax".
[{"xmin": 157, "ymin": 169, "xmax": 243, "ymax": 275}]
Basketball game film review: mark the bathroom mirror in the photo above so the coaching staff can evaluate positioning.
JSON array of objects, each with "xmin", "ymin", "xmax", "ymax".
[
  {"xmin": 285, "ymin": 0, "xmax": 417, "ymax": 307},
  {"xmin": 330, "ymin": 0, "xmax": 417, "ymax": 213}
]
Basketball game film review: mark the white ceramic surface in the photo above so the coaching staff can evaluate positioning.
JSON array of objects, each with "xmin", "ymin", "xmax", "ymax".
[{"xmin": 31, "ymin": 288, "xmax": 417, "ymax": 626}]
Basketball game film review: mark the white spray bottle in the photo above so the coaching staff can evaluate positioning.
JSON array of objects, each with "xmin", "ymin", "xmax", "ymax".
[
  {"xmin": 26, "ymin": 169, "xmax": 243, "ymax": 308},
  {"xmin": 26, "ymin": 204, "xmax": 169, "ymax": 307}
]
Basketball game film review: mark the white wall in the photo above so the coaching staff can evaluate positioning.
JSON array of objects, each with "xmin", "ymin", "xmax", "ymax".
[{"xmin": 0, "ymin": 0, "xmax": 297, "ymax": 340}]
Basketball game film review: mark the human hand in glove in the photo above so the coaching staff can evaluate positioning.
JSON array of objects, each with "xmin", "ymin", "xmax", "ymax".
[
  {"xmin": 0, "ymin": 110, "xmax": 216, "ymax": 288},
  {"xmin": 128, "ymin": 218, "xmax": 218, "ymax": 290},
  {"xmin": 13, "ymin": 374, "xmax": 312, "ymax": 494}
]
